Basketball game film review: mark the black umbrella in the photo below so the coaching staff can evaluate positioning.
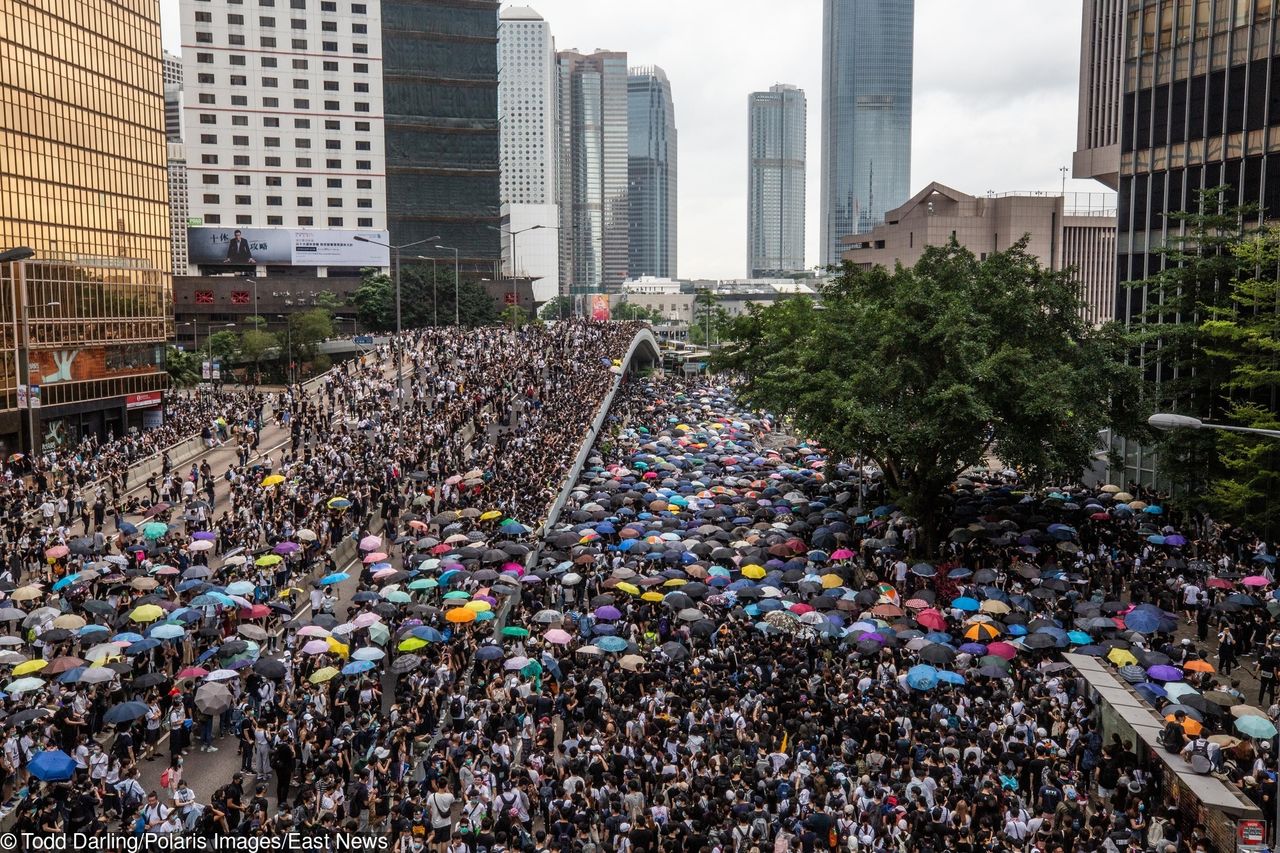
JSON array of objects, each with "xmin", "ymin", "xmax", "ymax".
[
  {"xmin": 131, "ymin": 672, "xmax": 169, "ymax": 688},
  {"xmin": 253, "ymin": 659, "xmax": 287, "ymax": 679},
  {"xmin": 391, "ymin": 654, "xmax": 422, "ymax": 674}
]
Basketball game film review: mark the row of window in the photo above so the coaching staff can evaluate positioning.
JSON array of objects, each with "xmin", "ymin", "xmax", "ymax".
[
  {"xmin": 196, "ymin": 59, "xmax": 368, "ymax": 73},
  {"xmin": 196, "ymin": 0, "xmax": 367, "ymax": 11},
  {"xmin": 193, "ymin": 37, "xmax": 366, "ymax": 57},
  {"xmin": 195, "ymin": 18, "xmax": 367, "ymax": 33},
  {"xmin": 201, "ymin": 194, "xmax": 374, "ymax": 208},
  {"xmin": 197, "ymin": 214, "xmax": 373, "ymax": 227},
  {"xmin": 196, "ymin": 152, "xmax": 374, "ymax": 168},
  {"xmin": 197, "ymin": 80, "xmax": 369, "ymax": 94},
  {"xmin": 194, "ymin": 173, "xmax": 372, "ymax": 189}
]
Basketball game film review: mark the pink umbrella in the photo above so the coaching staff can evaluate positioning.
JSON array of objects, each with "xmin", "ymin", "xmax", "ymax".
[
  {"xmin": 789, "ymin": 603, "xmax": 814, "ymax": 615},
  {"xmin": 987, "ymin": 642, "xmax": 1018, "ymax": 660},
  {"xmin": 362, "ymin": 551, "xmax": 389, "ymax": 564},
  {"xmin": 831, "ymin": 548, "xmax": 855, "ymax": 560},
  {"xmin": 359, "ymin": 536, "xmax": 382, "ymax": 551},
  {"xmin": 352, "ymin": 612, "xmax": 381, "ymax": 629},
  {"xmin": 45, "ymin": 545, "xmax": 69, "ymax": 559},
  {"xmin": 1242, "ymin": 576, "xmax": 1271, "ymax": 587},
  {"xmin": 301, "ymin": 640, "xmax": 330, "ymax": 655},
  {"xmin": 543, "ymin": 629, "xmax": 572, "ymax": 645},
  {"xmin": 373, "ymin": 569, "xmax": 398, "ymax": 580}
]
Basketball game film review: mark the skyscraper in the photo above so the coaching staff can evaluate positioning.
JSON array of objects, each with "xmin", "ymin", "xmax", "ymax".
[
  {"xmin": 498, "ymin": 6, "xmax": 559, "ymax": 300},
  {"xmin": 748, "ymin": 84, "xmax": 806, "ymax": 278},
  {"xmin": 0, "ymin": 0, "xmax": 172, "ymax": 453},
  {"xmin": 819, "ymin": 0, "xmax": 914, "ymax": 267},
  {"xmin": 382, "ymin": 0, "xmax": 500, "ymax": 270},
  {"xmin": 1073, "ymin": 0, "xmax": 1123, "ymax": 189},
  {"xmin": 627, "ymin": 66, "xmax": 677, "ymax": 279},
  {"xmin": 556, "ymin": 50, "xmax": 629, "ymax": 295}
]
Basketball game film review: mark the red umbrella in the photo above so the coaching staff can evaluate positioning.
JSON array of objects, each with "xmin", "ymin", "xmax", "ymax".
[
  {"xmin": 240, "ymin": 605, "xmax": 270, "ymax": 619},
  {"xmin": 916, "ymin": 608, "xmax": 948, "ymax": 631},
  {"xmin": 1207, "ymin": 577, "xmax": 1235, "ymax": 590}
]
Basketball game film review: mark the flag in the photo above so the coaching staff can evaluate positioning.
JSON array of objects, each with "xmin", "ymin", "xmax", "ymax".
[{"xmin": 779, "ymin": 731, "xmax": 788, "ymax": 754}]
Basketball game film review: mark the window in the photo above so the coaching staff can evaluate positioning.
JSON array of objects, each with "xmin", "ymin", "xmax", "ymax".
[
  {"xmin": 266, "ymin": 176, "xmax": 283, "ymax": 187},
  {"xmin": 259, "ymin": 0, "xmax": 274, "ymax": 5},
  {"xmin": 202, "ymin": 194, "xmax": 220, "ymax": 204},
  {"xmin": 235, "ymin": 215, "xmax": 253, "ymax": 225},
  {"xmin": 202, "ymin": 174, "xmax": 220, "ymax": 184},
  {"xmin": 197, "ymin": 73, "xmax": 215, "ymax": 84},
  {"xmin": 358, "ymin": 218, "xmax": 373, "ymax": 227},
  {"xmin": 267, "ymin": 216, "xmax": 284, "ymax": 226},
  {"xmin": 352, "ymin": 43, "xmax": 367, "ymax": 53},
  {"xmin": 353, "ymin": 102, "xmax": 369, "ymax": 112},
  {"xmin": 264, "ymin": 136, "xmax": 281, "ymax": 147},
  {"xmin": 355, "ymin": 140, "xmax": 370, "ymax": 151},
  {"xmin": 200, "ymin": 133, "xmax": 218, "ymax": 144},
  {"xmin": 323, "ymin": 61, "xmax": 339, "ymax": 72},
  {"xmin": 291, "ymin": 18, "xmax": 306, "ymax": 28},
  {"xmin": 321, "ymin": 0, "xmax": 336, "ymax": 8},
  {"xmin": 201, "ymin": 154, "xmax": 219, "ymax": 164},
  {"xmin": 324, "ymin": 81, "xmax": 339, "ymax": 91},
  {"xmin": 233, "ymin": 135, "xmax": 249, "ymax": 145},
  {"xmin": 326, "ymin": 178, "xmax": 343, "ymax": 188},
  {"xmin": 290, "ymin": 0, "xmax": 305, "ymax": 6},
  {"xmin": 322, "ymin": 41, "xmax": 338, "ymax": 51},
  {"xmin": 352, "ymin": 3, "xmax": 366, "ymax": 11},
  {"xmin": 292, "ymin": 58, "xmax": 309, "ymax": 69},
  {"xmin": 196, "ymin": 31, "xmax": 213, "ymax": 43},
  {"xmin": 260, "ymin": 36, "xmax": 277, "ymax": 47},
  {"xmin": 195, "ymin": 10, "xmax": 212, "ymax": 21},
  {"xmin": 298, "ymin": 216, "xmax": 314, "ymax": 226},
  {"xmin": 353, "ymin": 82, "xmax": 368, "ymax": 93},
  {"xmin": 295, "ymin": 138, "xmax": 312, "ymax": 148},
  {"xmin": 327, "ymin": 217, "xmax": 344, "ymax": 226},
  {"xmin": 356, "ymin": 179, "xmax": 371, "ymax": 189},
  {"xmin": 267, "ymin": 196, "xmax": 283, "ymax": 206},
  {"xmin": 227, "ymin": 12, "xmax": 244, "ymax": 23},
  {"xmin": 292, "ymin": 38, "xmax": 307, "ymax": 48},
  {"xmin": 233, "ymin": 155, "xmax": 250, "ymax": 165},
  {"xmin": 324, "ymin": 100, "xmax": 340, "ymax": 110},
  {"xmin": 324, "ymin": 120, "xmax": 341, "ymax": 130},
  {"xmin": 263, "ymin": 117, "xmax": 280, "ymax": 127},
  {"xmin": 231, "ymin": 95, "xmax": 248, "ymax": 105},
  {"xmin": 297, "ymin": 178, "xmax": 313, "ymax": 187},
  {"xmin": 232, "ymin": 115, "xmax": 249, "ymax": 126},
  {"xmin": 265, "ymin": 156, "xmax": 281, "ymax": 166},
  {"xmin": 262, "ymin": 77, "xmax": 278, "ymax": 87},
  {"xmin": 356, "ymin": 160, "xmax": 371, "ymax": 170},
  {"xmin": 205, "ymin": 214, "xmax": 222, "ymax": 224},
  {"xmin": 297, "ymin": 197, "xmax": 313, "ymax": 206},
  {"xmin": 354, "ymin": 121, "xmax": 369, "ymax": 132},
  {"xmin": 229, "ymin": 34, "xmax": 245, "ymax": 45},
  {"xmin": 262, "ymin": 97, "xmax": 279, "ymax": 107},
  {"xmin": 199, "ymin": 114, "xmax": 217, "ymax": 125},
  {"xmin": 352, "ymin": 23, "xmax": 366, "ymax": 33},
  {"xmin": 295, "ymin": 118, "xmax": 311, "ymax": 128},
  {"xmin": 293, "ymin": 79, "xmax": 309, "ymax": 89},
  {"xmin": 197, "ymin": 52, "xmax": 214, "ymax": 63},
  {"xmin": 235, "ymin": 195, "xmax": 251, "ymax": 205},
  {"xmin": 198, "ymin": 93, "xmax": 216, "ymax": 104},
  {"xmin": 321, "ymin": 21, "xmax": 337, "ymax": 31},
  {"xmin": 235, "ymin": 175, "xmax": 251, "ymax": 186},
  {"xmin": 230, "ymin": 75, "xmax": 247, "ymax": 85},
  {"xmin": 325, "ymin": 158, "xmax": 342, "ymax": 168},
  {"xmin": 230, "ymin": 55, "xmax": 246, "ymax": 65},
  {"xmin": 259, "ymin": 15, "xmax": 275, "ymax": 24},
  {"xmin": 261, "ymin": 57, "xmax": 277, "ymax": 67},
  {"xmin": 353, "ymin": 63, "xmax": 368, "ymax": 73},
  {"xmin": 293, "ymin": 99, "xmax": 310, "ymax": 109},
  {"xmin": 357, "ymin": 198, "xmax": 372, "ymax": 208},
  {"xmin": 296, "ymin": 157, "xmax": 312, "ymax": 167}
]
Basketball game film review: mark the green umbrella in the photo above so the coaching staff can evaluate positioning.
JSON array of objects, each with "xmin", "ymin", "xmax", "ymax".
[
  {"xmin": 442, "ymin": 590, "xmax": 470, "ymax": 600},
  {"xmin": 408, "ymin": 579, "xmax": 437, "ymax": 591},
  {"xmin": 502, "ymin": 626, "xmax": 530, "ymax": 638},
  {"xmin": 367, "ymin": 623, "xmax": 390, "ymax": 646},
  {"xmin": 142, "ymin": 522, "xmax": 169, "ymax": 539}
]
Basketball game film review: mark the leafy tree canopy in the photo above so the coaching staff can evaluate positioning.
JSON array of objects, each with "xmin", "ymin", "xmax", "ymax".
[{"xmin": 354, "ymin": 267, "xmax": 498, "ymax": 330}]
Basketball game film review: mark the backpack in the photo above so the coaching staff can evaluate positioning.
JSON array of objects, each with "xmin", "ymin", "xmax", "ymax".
[{"xmin": 159, "ymin": 768, "xmax": 172, "ymax": 788}]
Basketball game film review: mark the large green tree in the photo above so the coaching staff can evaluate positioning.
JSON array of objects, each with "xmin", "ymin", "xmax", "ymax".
[
  {"xmin": 164, "ymin": 346, "xmax": 201, "ymax": 388},
  {"xmin": 354, "ymin": 266, "xmax": 498, "ymax": 329},
  {"xmin": 539, "ymin": 296, "xmax": 574, "ymax": 321},
  {"xmin": 716, "ymin": 240, "xmax": 1146, "ymax": 550}
]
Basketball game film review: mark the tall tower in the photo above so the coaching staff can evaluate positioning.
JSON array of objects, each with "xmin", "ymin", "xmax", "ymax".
[
  {"xmin": 556, "ymin": 50, "xmax": 629, "ymax": 295},
  {"xmin": 748, "ymin": 84, "xmax": 806, "ymax": 278},
  {"xmin": 1073, "ymin": 0, "xmax": 1124, "ymax": 188},
  {"xmin": 819, "ymin": 0, "xmax": 915, "ymax": 267},
  {"xmin": 627, "ymin": 66, "xmax": 677, "ymax": 279},
  {"xmin": 498, "ymin": 6, "xmax": 559, "ymax": 299}
]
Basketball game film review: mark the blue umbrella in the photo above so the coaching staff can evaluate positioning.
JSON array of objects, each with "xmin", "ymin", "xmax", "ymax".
[
  {"xmin": 947, "ymin": 567, "xmax": 972, "ymax": 579},
  {"xmin": 320, "ymin": 573, "xmax": 349, "ymax": 586},
  {"xmin": 27, "ymin": 750, "xmax": 76, "ymax": 782},
  {"xmin": 905, "ymin": 664, "xmax": 939, "ymax": 691},
  {"xmin": 936, "ymin": 670, "xmax": 966, "ymax": 686},
  {"xmin": 475, "ymin": 645, "xmax": 503, "ymax": 661},
  {"xmin": 341, "ymin": 660, "xmax": 375, "ymax": 675},
  {"xmin": 126, "ymin": 639, "xmax": 162, "ymax": 655},
  {"xmin": 52, "ymin": 574, "xmax": 80, "ymax": 592},
  {"xmin": 1236, "ymin": 715, "xmax": 1278, "ymax": 738},
  {"xmin": 103, "ymin": 701, "xmax": 150, "ymax": 725},
  {"xmin": 118, "ymin": 522, "xmax": 138, "ymax": 535},
  {"xmin": 596, "ymin": 635, "xmax": 629, "ymax": 653},
  {"xmin": 950, "ymin": 597, "xmax": 980, "ymax": 612},
  {"xmin": 411, "ymin": 627, "xmax": 444, "ymax": 643},
  {"xmin": 150, "ymin": 624, "xmax": 186, "ymax": 640},
  {"xmin": 1134, "ymin": 683, "xmax": 1167, "ymax": 704},
  {"xmin": 1123, "ymin": 608, "xmax": 1162, "ymax": 634},
  {"xmin": 1067, "ymin": 630, "xmax": 1092, "ymax": 645}
]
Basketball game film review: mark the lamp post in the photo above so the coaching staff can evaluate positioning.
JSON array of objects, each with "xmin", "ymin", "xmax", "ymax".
[
  {"xmin": 488, "ymin": 224, "xmax": 554, "ymax": 329},
  {"xmin": 435, "ymin": 246, "xmax": 460, "ymax": 325},
  {"xmin": 1148, "ymin": 412, "xmax": 1280, "ymax": 439},
  {"xmin": 22, "ymin": 300, "xmax": 59, "ymax": 457},
  {"xmin": 2, "ymin": 248, "xmax": 36, "ymax": 456},
  {"xmin": 207, "ymin": 322, "xmax": 234, "ymax": 387},
  {"xmin": 277, "ymin": 314, "xmax": 292, "ymax": 386},
  {"xmin": 354, "ymin": 234, "xmax": 439, "ymax": 418}
]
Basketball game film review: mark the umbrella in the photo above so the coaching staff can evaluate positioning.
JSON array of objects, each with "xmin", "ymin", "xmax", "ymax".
[
  {"xmin": 253, "ymin": 659, "xmax": 287, "ymax": 679},
  {"xmin": 27, "ymin": 750, "xmax": 76, "ymax": 782},
  {"xmin": 905, "ymin": 664, "xmax": 938, "ymax": 690},
  {"xmin": 309, "ymin": 666, "xmax": 340, "ymax": 684},
  {"xmin": 103, "ymin": 701, "xmax": 150, "ymax": 724},
  {"xmin": 194, "ymin": 683, "xmax": 234, "ymax": 714},
  {"xmin": 1236, "ymin": 715, "xmax": 1278, "ymax": 739}
]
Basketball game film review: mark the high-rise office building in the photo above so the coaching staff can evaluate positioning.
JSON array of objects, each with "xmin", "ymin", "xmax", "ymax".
[
  {"xmin": 382, "ymin": 0, "xmax": 500, "ymax": 271},
  {"xmin": 1110, "ymin": 0, "xmax": 1280, "ymax": 486},
  {"xmin": 1074, "ymin": 0, "xmax": 1124, "ymax": 189},
  {"xmin": 164, "ymin": 50, "xmax": 184, "ymax": 143},
  {"xmin": 627, "ymin": 66, "xmax": 677, "ymax": 279},
  {"xmin": 556, "ymin": 50, "xmax": 629, "ymax": 295},
  {"xmin": 0, "ymin": 0, "xmax": 172, "ymax": 453},
  {"xmin": 748, "ymin": 84, "xmax": 806, "ymax": 278},
  {"xmin": 164, "ymin": 50, "xmax": 190, "ymax": 277},
  {"xmin": 819, "ymin": 0, "xmax": 915, "ymax": 267},
  {"xmin": 498, "ymin": 6, "xmax": 559, "ymax": 301}
]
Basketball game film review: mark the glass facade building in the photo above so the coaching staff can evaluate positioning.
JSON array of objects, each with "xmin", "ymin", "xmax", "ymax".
[
  {"xmin": 627, "ymin": 66, "xmax": 677, "ymax": 279},
  {"xmin": 819, "ymin": 0, "xmax": 914, "ymax": 267},
  {"xmin": 1111, "ymin": 0, "xmax": 1280, "ymax": 487},
  {"xmin": 0, "ymin": 0, "xmax": 172, "ymax": 455},
  {"xmin": 556, "ymin": 50, "xmax": 629, "ymax": 295},
  {"xmin": 381, "ymin": 0, "xmax": 500, "ymax": 272},
  {"xmin": 748, "ymin": 84, "xmax": 807, "ymax": 278}
]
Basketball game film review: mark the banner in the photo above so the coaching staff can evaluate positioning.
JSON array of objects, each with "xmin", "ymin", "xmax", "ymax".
[
  {"xmin": 589, "ymin": 294, "xmax": 611, "ymax": 322},
  {"xmin": 16, "ymin": 385, "xmax": 26, "ymax": 410},
  {"xmin": 187, "ymin": 227, "xmax": 390, "ymax": 267},
  {"xmin": 126, "ymin": 392, "xmax": 163, "ymax": 410},
  {"xmin": 28, "ymin": 385, "xmax": 41, "ymax": 409}
]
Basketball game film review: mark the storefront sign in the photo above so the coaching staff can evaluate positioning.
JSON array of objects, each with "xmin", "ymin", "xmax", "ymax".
[{"xmin": 126, "ymin": 392, "xmax": 163, "ymax": 410}]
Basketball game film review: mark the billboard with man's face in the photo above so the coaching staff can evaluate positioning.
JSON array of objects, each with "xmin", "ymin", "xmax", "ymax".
[{"xmin": 187, "ymin": 227, "xmax": 390, "ymax": 267}]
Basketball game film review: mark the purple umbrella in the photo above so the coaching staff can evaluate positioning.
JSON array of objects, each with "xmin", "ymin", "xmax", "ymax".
[
  {"xmin": 192, "ymin": 531, "xmax": 217, "ymax": 541},
  {"xmin": 274, "ymin": 542, "xmax": 301, "ymax": 554},
  {"xmin": 1147, "ymin": 664, "xmax": 1183, "ymax": 682},
  {"xmin": 959, "ymin": 642, "xmax": 988, "ymax": 655},
  {"xmin": 1164, "ymin": 534, "xmax": 1187, "ymax": 547},
  {"xmin": 594, "ymin": 605, "xmax": 622, "ymax": 621}
]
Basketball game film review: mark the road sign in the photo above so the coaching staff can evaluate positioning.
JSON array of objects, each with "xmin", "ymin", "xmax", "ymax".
[{"xmin": 353, "ymin": 335, "xmax": 374, "ymax": 345}]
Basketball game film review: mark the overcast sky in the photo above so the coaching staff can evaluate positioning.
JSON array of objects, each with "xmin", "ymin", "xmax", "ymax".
[{"xmin": 160, "ymin": 0, "xmax": 1107, "ymax": 279}]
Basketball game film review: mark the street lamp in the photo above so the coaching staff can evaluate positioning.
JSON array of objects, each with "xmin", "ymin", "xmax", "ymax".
[
  {"xmin": 277, "ymin": 314, "xmax": 293, "ymax": 386},
  {"xmin": 354, "ymin": 234, "xmax": 439, "ymax": 417},
  {"xmin": 435, "ymin": 246, "xmax": 460, "ymax": 325},
  {"xmin": 22, "ymin": 300, "xmax": 59, "ymax": 457},
  {"xmin": 1148, "ymin": 412, "xmax": 1280, "ymax": 439},
  {"xmin": 488, "ymin": 224, "xmax": 555, "ymax": 329}
]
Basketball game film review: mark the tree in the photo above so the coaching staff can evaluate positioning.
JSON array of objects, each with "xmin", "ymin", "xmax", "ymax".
[
  {"xmin": 1126, "ymin": 187, "xmax": 1260, "ymax": 492},
  {"xmin": 499, "ymin": 304, "xmax": 532, "ymax": 328},
  {"xmin": 716, "ymin": 240, "xmax": 1147, "ymax": 552},
  {"xmin": 239, "ymin": 329, "xmax": 278, "ymax": 383},
  {"xmin": 613, "ymin": 301, "xmax": 661, "ymax": 323},
  {"xmin": 287, "ymin": 307, "xmax": 335, "ymax": 363},
  {"xmin": 539, "ymin": 296, "xmax": 573, "ymax": 321},
  {"xmin": 688, "ymin": 289, "xmax": 731, "ymax": 346},
  {"xmin": 206, "ymin": 331, "xmax": 238, "ymax": 362},
  {"xmin": 164, "ymin": 346, "xmax": 201, "ymax": 387},
  {"xmin": 354, "ymin": 266, "xmax": 499, "ymax": 330}
]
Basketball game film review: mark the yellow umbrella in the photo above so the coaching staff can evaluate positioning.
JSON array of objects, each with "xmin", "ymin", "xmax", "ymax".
[
  {"xmin": 130, "ymin": 604, "xmax": 164, "ymax": 623},
  {"xmin": 465, "ymin": 600, "xmax": 493, "ymax": 613},
  {"xmin": 309, "ymin": 666, "xmax": 340, "ymax": 684},
  {"xmin": 255, "ymin": 554, "xmax": 283, "ymax": 567},
  {"xmin": 963, "ymin": 622, "xmax": 1000, "ymax": 641},
  {"xmin": 398, "ymin": 636, "xmax": 427, "ymax": 652},
  {"xmin": 663, "ymin": 578, "xmax": 687, "ymax": 587},
  {"xmin": 260, "ymin": 474, "xmax": 285, "ymax": 487},
  {"xmin": 741, "ymin": 565, "xmax": 766, "ymax": 580},
  {"xmin": 9, "ymin": 586, "xmax": 42, "ymax": 602},
  {"xmin": 480, "ymin": 510, "xmax": 502, "ymax": 521},
  {"xmin": 980, "ymin": 600, "xmax": 1011, "ymax": 615},
  {"xmin": 1107, "ymin": 647, "xmax": 1138, "ymax": 667},
  {"xmin": 820, "ymin": 573, "xmax": 843, "ymax": 589},
  {"xmin": 641, "ymin": 592, "xmax": 664, "ymax": 603},
  {"xmin": 11, "ymin": 659, "xmax": 47, "ymax": 676},
  {"xmin": 325, "ymin": 637, "xmax": 349, "ymax": 659},
  {"xmin": 446, "ymin": 608, "xmax": 476, "ymax": 624},
  {"xmin": 615, "ymin": 582, "xmax": 641, "ymax": 596}
]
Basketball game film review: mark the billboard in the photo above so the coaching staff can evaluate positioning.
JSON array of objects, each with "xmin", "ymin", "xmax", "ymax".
[
  {"xmin": 187, "ymin": 227, "xmax": 390, "ymax": 267},
  {"xmin": 589, "ymin": 294, "xmax": 611, "ymax": 322}
]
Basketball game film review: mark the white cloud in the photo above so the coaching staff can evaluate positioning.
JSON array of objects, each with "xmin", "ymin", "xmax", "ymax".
[{"xmin": 161, "ymin": 0, "xmax": 1106, "ymax": 279}]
